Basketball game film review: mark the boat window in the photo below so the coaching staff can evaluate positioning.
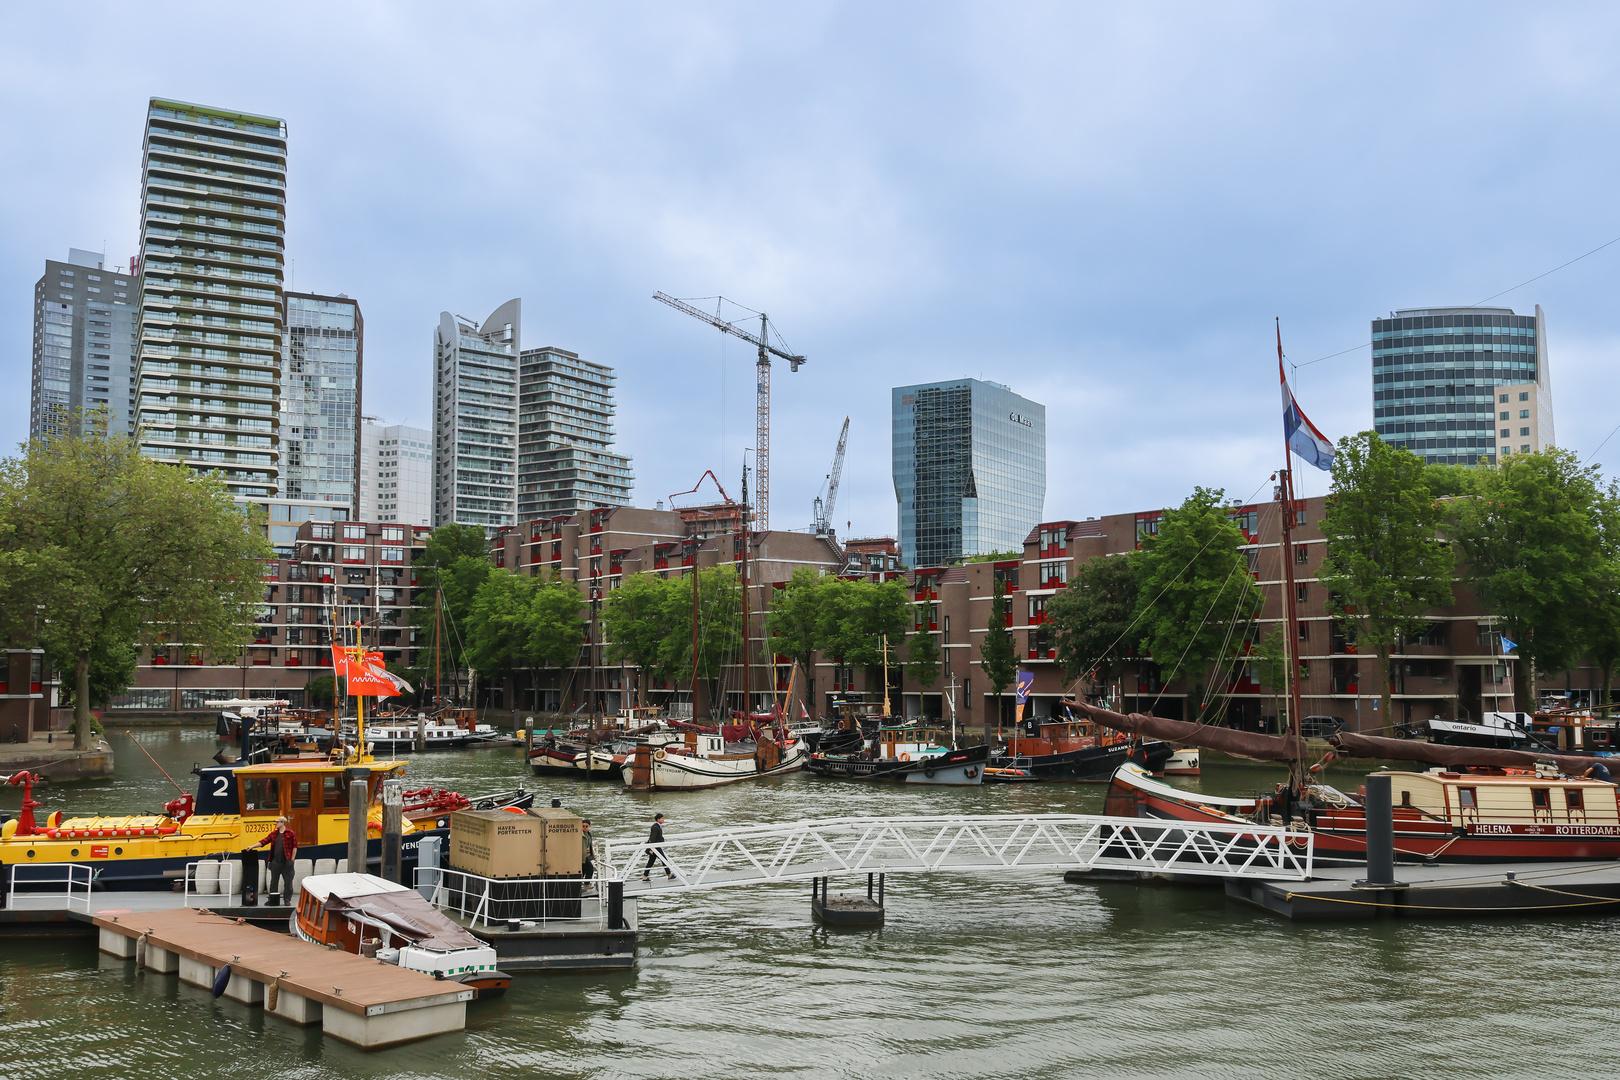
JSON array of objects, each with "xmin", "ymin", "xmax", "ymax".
[
  {"xmin": 290, "ymin": 780, "xmax": 312, "ymax": 810},
  {"xmin": 1458, "ymin": 787, "xmax": 1477, "ymax": 809},
  {"xmin": 1400, "ymin": 790, "xmax": 1411, "ymax": 806},
  {"xmin": 242, "ymin": 776, "xmax": 279, "ymax": 812},
  {"xmin": 322, "ymin": 775, "xmax": 347, "ymax": 809},
  {"xmin": 1532, "ymin": 788, "xmax": 1551, "ymax": 810},
  {"xmin": 1567, "ymin": 788, "xmax": 1584, "ymax": 810}
]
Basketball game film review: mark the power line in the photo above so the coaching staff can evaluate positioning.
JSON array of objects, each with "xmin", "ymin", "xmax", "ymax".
[{"xmin": 1293, "ymin": 230, "xmax": 1620, "ymax": 370}]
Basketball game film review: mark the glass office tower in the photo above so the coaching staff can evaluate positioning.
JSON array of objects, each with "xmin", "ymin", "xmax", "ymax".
[
  {"xmin": 281, "ymin": 292, "xmax": 361, "ymax": 509},
  {"xmin": 1371, "ymin": 305, "xmax": 1553, "ymax": 465},
  {"xmin": 133, "ymin": 98, "xmax": 287, "ymax": 498},
  {"xmin": 433, "ymin": 302, "xmax": 519, "ymax": 529},
  {"xmin": 893, "ymin": 378, "xmax": 1046, "ymax": 568}
]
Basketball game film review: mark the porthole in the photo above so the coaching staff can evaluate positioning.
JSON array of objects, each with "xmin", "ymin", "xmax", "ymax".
[
  {"xmin": 26, "ymin": 850, "xmax": 35, "ymax": 858},
  {"xmin": 71, "ymin": 848, "xmax": 79, "ymax": 857},
  {"xmin": 114, "ymin": 847, "xmax": 124, "ymax": 855}
]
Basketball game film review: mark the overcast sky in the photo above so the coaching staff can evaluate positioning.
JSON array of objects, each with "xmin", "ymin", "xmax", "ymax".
[{"xmin": 3, "ymin": 3, "xmax": 1618, "ymax": 537}]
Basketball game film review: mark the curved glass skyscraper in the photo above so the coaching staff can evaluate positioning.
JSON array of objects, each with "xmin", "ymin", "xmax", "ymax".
[
  {"xmin": 1371, "ymin": 305, "xmax": 1553, "ymax": 465},
  {"xmin": 893, "ymin": 378, "xmax": 1046, "ymax": 569}
]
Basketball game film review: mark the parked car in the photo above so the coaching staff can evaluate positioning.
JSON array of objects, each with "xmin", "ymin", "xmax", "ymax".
[{"xmin": 1300, "ymin": 715, "xmax": 1344, "ymax": 739}]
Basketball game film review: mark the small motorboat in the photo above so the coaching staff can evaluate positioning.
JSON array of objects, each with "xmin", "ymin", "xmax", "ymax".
[
  {"xmin": 293, "ymin": 872, "xmax": 512, "ymax": 998},
  {"xmin": 1162, "ymin": 748, "xmax": 1201, "ymax": 775}
]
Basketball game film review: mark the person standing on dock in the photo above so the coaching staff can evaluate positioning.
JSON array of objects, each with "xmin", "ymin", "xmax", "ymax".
[
  {"xmin": 253, "ymin": 816, "xmax": 299, "ymax": 903},
  {"xmin": 643, "ymin": 813, "xmax": 673, "ymax": 881}
]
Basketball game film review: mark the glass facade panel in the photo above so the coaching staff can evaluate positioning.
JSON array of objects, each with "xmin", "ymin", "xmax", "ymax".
[{"xmin": 893, "ymin": 378, "xmax": 1046, "ymax": 568}]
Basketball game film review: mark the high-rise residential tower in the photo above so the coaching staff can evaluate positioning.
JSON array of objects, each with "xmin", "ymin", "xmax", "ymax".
[
  {"xmin": 133, "ymin": 98, "xmax": 287, "ymax": 499},
  {"xmin": 516, "ymin": 346, "xmax": 634, "ymax": 518},
  {"xmin": 1371, "ymin": 305, "xmax": 1553, "ymax": 465},
  {"xmin": 892, "ymin": 378, "xmax": 1047, "ymax": 569},
  {"xmin": 281, "ymin": 292, "xmax": 361, "ymax": 508},
  {"xmin": 433, "ymin": 302, "xmax": 519, "ymax": 529},
  {"xmin": 359, "ymin": 419, "xmax": 432, "ymax": 525},
  {"xmin": 31, "ymin": 249, "xmax": 138, "ymax": 439}
]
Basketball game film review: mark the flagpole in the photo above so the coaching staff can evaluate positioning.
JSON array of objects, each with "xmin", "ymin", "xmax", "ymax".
[{"xmin": 1278, "ymin": 320, "xmax": 1307, "ymax": 791}]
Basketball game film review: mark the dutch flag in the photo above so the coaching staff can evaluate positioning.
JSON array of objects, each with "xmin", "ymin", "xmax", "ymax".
[{"xmin": 1279, "ymin": 324, "xmax": 1335, "ymax": 472}]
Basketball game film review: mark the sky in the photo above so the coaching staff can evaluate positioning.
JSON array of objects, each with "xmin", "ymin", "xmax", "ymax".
[{"xmin": 3, "ymin": 2, "xmax": 1619, "ymax": 539}]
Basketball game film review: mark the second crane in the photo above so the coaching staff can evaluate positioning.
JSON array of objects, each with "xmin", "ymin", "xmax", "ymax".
[{"xmin": 653, "ymin": 292, "xmax": 806, "ymax": 531}]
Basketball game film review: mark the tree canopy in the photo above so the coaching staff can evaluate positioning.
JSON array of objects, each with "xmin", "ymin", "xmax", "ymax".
[
  {"xmin": 1446, "ymin": 448, "xmax": 1605, "ymax": 708},
  {"xmin": 1319, "ymin": 432, "xmax": 1455, "ymax": 729},
  {"xmin": 1585, "ymin": 480, "xmax": 1620, "ymax": 708},
  {"xmin": 0, "ymin": 416, "xmax": 271, "ymax": 747},
  {"xmin": 980, "ymin": 580, "xmax": 1017, "ymax": 720},
  {"xmin": 409, "ymin": 523, "xmax": 492, "ymax": 693},
  {"xmin": 1048, "ymin": 552, "xmax": 1139, "ymax": 687},
  {"xmin": 465, "ymin": 569, "xmax": 584, "ymax": 683},
  {"xmin": 1131, "ymin": 487, "xmax": 1262, "ymax": 721}
]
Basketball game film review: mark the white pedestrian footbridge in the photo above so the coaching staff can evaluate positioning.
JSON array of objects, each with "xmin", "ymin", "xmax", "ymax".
[{"xmin": 601, "ymin": 814, "xmax": 1314, "ymax": 897}]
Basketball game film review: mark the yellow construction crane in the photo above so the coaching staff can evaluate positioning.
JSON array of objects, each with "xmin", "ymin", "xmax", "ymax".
[{"xmin": 653, "ymin": 292, "xmax": 806, "ymax": 530}]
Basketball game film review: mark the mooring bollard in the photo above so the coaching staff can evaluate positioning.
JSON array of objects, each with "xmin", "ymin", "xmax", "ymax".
[
  {"xmin": 381, "ymin": 779, "xmax": 403, "ymax": 883},
  {"xmin": 347, "ymin": 772, "xmax": 369, "ymax": 874},
  {"xmin": 1356, "ymin": 772, "xmax": 1401, "ymax": 889}
]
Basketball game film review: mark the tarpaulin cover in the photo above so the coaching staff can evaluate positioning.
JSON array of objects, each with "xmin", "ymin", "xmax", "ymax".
[
  {"xmin": 1063, "ymin": 700, "xmax": 1308, "ymax": 762},
  {"xmin": 1330, "ymin": 730, "xmax": 1599, "ymax": 775}
]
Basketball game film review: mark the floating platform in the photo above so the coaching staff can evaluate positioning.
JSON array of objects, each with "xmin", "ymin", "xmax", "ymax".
[
  {"xmin": 95, "ymin": 908, "xmax": 471, "ymax": 1048},
  {"xmin": 1227, "ymin": 861, "xmax": 1620, "ymax": 920},
  {"xmin": 0, "ymin": 888, "xmax": 292, "ymax": 934},
  {"xmin": 458, "ymin": 914, "xmax": 635, "ymax": 971},
  {"xmin": 810, "ymin": 874, "xmax": 885, "ymax": 926}
]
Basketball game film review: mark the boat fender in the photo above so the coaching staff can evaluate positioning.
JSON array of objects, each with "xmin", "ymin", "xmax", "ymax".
[
  {"xmin": 924, "ymin": 767, "xmax": 936, "ymax": 779},
  {"xmin": 266, "ymin": 972, "xmax": 284, "ymax": 1012},
  {"xmin": 134, "ymin": 932, "xmax": 147, "ymax": 968},
  {"xmin": 211, "ymin": 963, "xmax": 232, "ymax": 999},
  {"xmin": 654, "ymin": 749, "xmax": 667, "ymax": 761},
  {"xmin": 965, "ymin": 767, "xmax": 978, "ymax": 778}
]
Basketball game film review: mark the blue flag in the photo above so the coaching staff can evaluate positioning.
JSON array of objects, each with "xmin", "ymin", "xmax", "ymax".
[
  {"xmin": 1500, "ymin": 635, "xmax": 1519, "ymax": 653},
  {"xmin": 1015, "ymin": 670, "xmax": 1034, "ymax": 704}
]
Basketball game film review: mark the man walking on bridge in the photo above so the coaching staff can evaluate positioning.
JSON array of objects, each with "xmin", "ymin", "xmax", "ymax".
[{"xmin": 642, "ymin": 813, "xmax": 674, "ymax": 881}]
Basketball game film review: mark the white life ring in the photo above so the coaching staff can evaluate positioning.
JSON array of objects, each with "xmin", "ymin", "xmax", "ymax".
[{"xmin": 654, "ymin": 749, "xmax": 667, "ymax": 761}]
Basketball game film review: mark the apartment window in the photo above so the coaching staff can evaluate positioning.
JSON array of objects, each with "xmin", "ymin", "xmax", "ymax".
[
  {"xmin": 1519, "ymin": 410, "xmax": 1529, "ymax": 420},
  {"xmin": 1519, "ymin": 392, "xmax": 1529, "ymax": 401},
  {"xmin": 943, "ymin": 615, "xmax": 951, "ymax": 644},
  {"xmin": 1520, "ymin": 427, "xmax": 1530, "ymax": 437},
  {"xmin": 1295, "ymin": 546, "xmax": 1309, "ymax": 565},
  {"xmin": 1499, "ymin": 411, "xmax": 1509, "ymax": 421},
  {"xmin": 1499, "ymin": 394, "xmax": 1509, "ymax": 404},
  {"xmin": 1296, "ymin": 584, "xmax": 1308, "ymax": 603},
  {"xmin": 380, "ymin": 526, "xmax": 404, "ymax": 543},
  {"xmin": 1521, "ymin": 445, "xmax": 1530, "ymax": 453},
  {"xmin": 1501, "ymin": 429, "xmax": 1511, "ymax": 438},
  {"xmin": 342, "ymin": 524, "xmax": 366, "ymax": 540},
  {"xmin": 342, "ymin": 545, "xmax": 365, "ymax": 562},
  {"xmin": 1298, "ymin": 622, "xmax": 1310, "ymax": 642}
]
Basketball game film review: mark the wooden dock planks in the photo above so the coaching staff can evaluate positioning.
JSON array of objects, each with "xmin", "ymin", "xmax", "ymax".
[{"xmin": 95, "ymin": 908, "xmax": 470, "ymax": 1048}]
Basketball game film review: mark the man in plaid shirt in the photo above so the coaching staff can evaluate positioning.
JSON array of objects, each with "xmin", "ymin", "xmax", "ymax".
[{"xmin": 253, "ymin": 817, "xmax": 299, "ymax": 903}]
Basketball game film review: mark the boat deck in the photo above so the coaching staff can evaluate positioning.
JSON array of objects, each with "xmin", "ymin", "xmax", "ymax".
[
  {"xmin": 95, "ymin": 908, "xmax": 470, "ymax": 1048},
  {"xmin": 1228, "ymin": 860, "xmax": 1620, "ymax": 920}
]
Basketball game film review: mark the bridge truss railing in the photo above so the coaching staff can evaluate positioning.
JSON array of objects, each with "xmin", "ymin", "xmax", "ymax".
[{"xmin": 600, "ymin": 814, "xmax": 1312, "ymax": 895}]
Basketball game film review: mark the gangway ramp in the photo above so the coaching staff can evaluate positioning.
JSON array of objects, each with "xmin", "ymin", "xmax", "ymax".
[{"xmin": 602, "ymin": 813, "xmax": 1312, "ymax": 897}]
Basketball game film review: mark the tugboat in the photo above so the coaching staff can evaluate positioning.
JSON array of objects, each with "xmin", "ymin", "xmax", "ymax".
[
  {"xmin": 805, "ymin": 725, "xmax": 987, "ymax": 785},
  {"xmin": 989, "ymin": 715, "xmax": 1173, "ymax": 782},
  {"xmin": 292, "ymin": 872, "xmax": 511, "ymax": 998}
]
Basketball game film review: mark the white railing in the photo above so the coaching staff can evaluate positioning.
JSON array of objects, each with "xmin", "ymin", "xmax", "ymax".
[
  {"xmin": 5, "ymin": 863, "xmax": 93, "ymax": 911},
  {"xmin": 600, "ymin": 814, "xmax": 1314, "ymax": 895},
  {"xmin": 417, "ymin": 867, "xmax": 608, "ymax": 930}
]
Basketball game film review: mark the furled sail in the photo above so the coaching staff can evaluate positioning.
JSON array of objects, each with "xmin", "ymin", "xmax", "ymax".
[
  {"xmin": 1062, "ymin": 700, "xmax": 1308, "ymax": 763},
  {"xmin": 1329, "ymin": 730, "xmax": 1597, "ymax": 775}
]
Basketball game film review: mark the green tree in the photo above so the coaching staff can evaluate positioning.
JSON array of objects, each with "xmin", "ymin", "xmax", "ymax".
[
  {"xmin": 818, "ymin": 578, "xmax": 912, "ymax": 668},
  {"xmin": 1583, "ymin": 480, "xmax": 1620, "ymax": 709},
  {"xmin": 1447, "ymin": 449, "xmax": 1605, "ymax": 710},
  {"xmin": 49, "ymin": 632, "xmax": 138, "ymax": 715},
  {"xmin": 603, "ymin": 572, "xmax": 684, "ymax": 700},
  {"xmin": 465, "ymin": 569, "xmax": 584, "ymax": 684},
  {"xmin": 1318, "ymin": 432, "xmax": 1456, "ymax": 730},
  {"xmin": 980, "ymin": 581, "xmax": 1017, "ymax": 726},
  {"xmin": 904, "ymin": 627, "xmax": 940, "ymax": 691},
  {"xmin": 764, "ymin": 567, "xmax": 837, "ymax": 717},
  {"xmin": 305, "ymin": 673, "xmax": 336, "ymax": 708},
  {"xmin": 0, "ymin": 417, "xmax": 271, "ymax": 748},
  {"xmin": 409, "ymin": 523, "xmax": 492, "ymax": 698},
  {"xmin": 1423, "ymin": 462, "xmax": 1488, "ymax": 499},
  {"xmin": 1048, "ymin": 553, "xmax": 1139, "ymax": 694},
  {"xmin": 964, "ymin": 550, "xmax": 1023, "ymax": 564},
  {"xmin": 1131, "ymin": 487, "xmax": 1262, "ymax": 722},
  {"xmin": 1249, "ymin": 625, "xmax": 1290, "ymax": 733}
]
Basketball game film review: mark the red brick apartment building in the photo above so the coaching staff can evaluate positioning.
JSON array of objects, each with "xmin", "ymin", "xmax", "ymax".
[{"xmin": 116, "ymin": 519, "xmax": 432, "ymax": 711}]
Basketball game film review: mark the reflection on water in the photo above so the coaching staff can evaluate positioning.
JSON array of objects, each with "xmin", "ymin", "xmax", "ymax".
[{"xmin": 2, "ymin": 729, "xmax": 1615, "ymax": 1078}]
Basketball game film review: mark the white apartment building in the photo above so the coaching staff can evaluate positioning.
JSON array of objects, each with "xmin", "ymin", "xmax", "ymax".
[{"xmin": 360, "ymin": 420, "xmax": 432, "ymax": 525}]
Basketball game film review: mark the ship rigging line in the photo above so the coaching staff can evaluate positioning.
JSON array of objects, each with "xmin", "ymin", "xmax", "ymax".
[
  {"xmin": 1061, "ymin": 475, "xmax": 1273, "ymax": 701},
  {"xmin": 1148, "ymin": 551, "xmax": 1250, "ymax": 714},
  {"xmin": 1291, "ymin": 230, "xmax": 1620, "ymax": 371}
]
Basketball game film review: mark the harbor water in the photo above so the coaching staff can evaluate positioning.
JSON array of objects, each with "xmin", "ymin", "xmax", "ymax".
[{"xmin": 2, "ymin": 728, "xmax": 1615, "ymax": 1079}]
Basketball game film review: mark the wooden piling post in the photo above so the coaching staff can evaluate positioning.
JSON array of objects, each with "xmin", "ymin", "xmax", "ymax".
[{"xmin": 381, "ymin": 779, "xmax": 402, "ymax": 883}]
